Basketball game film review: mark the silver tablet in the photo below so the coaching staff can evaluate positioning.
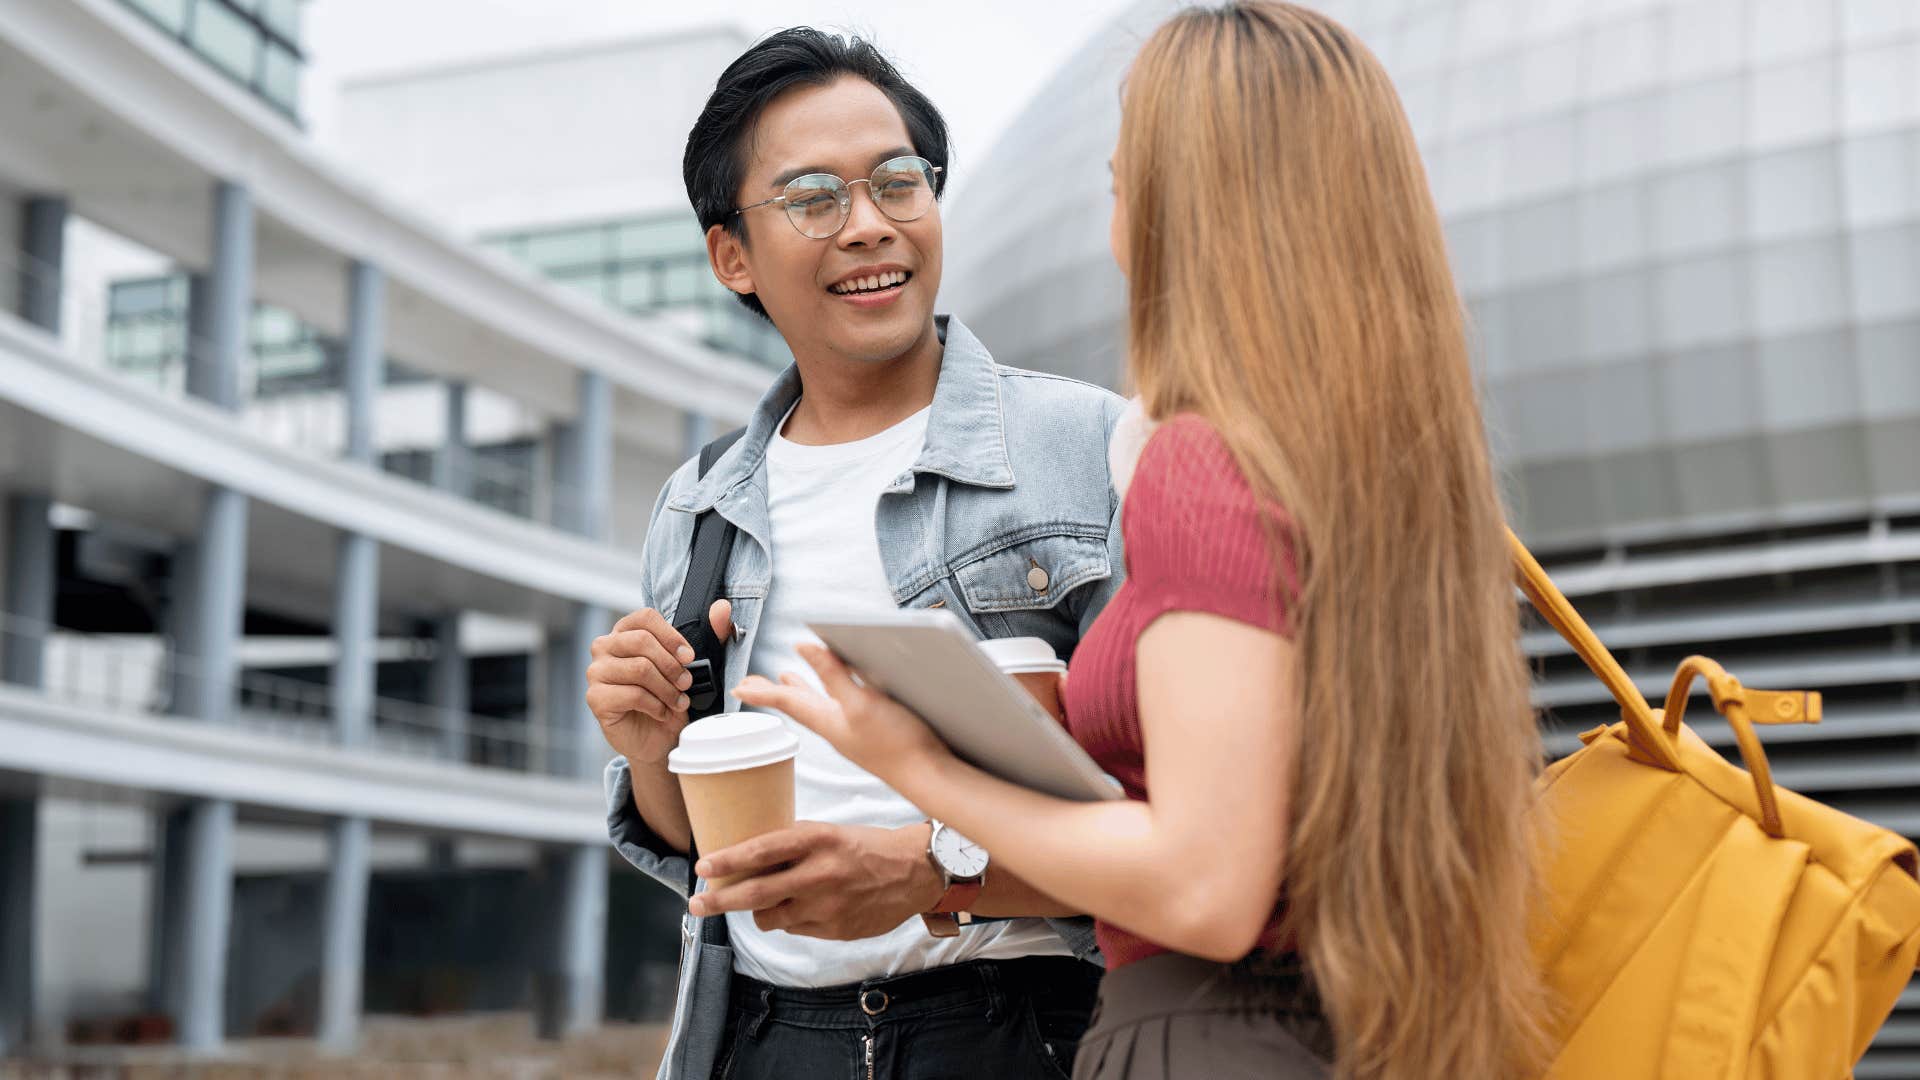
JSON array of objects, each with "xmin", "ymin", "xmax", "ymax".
[{"xmin": 807, "ymin": 610, "xmax": 1123, "ymax": 802}]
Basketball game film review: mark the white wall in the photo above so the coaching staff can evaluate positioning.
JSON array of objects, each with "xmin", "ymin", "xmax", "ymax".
[
  {"xmin": 35, "ymin": 799, "xmax": 149, "ymax": 1040},
  {"xmin": 328, "ymin": 29, "xmax": 749, "ymax": 235}
]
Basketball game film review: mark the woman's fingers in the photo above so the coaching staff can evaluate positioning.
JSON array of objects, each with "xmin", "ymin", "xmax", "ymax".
[
  {"xmin": 795, "ymin": 643, "xmax": 865, "ymax": 704},
  {"xmin": 732, "ymin": 676, "xmax": 843, "ymax": 739}
]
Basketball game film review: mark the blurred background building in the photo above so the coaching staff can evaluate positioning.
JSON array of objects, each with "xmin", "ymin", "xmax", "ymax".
[
  {"xmin": 942, "ymin": 1, "xmax": 1920, "ymax": 1074},
  {"xmin": 0, "ymin": 0, "xmax": 780, "ymax": 1063},
  {"xmin": 6, "ymin": 0, "xmax": 1920, "ymax": 1072}
]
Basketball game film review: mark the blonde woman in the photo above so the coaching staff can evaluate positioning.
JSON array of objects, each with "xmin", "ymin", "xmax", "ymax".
[{"xmin": 732, "ymin": 3, "xmax": 1550, "ymax": 1076}]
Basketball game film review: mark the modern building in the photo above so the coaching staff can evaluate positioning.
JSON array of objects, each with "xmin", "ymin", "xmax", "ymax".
[
  {"xmin": 329, "ymin": 27, "xmax": 791, "ymax": 370},
  {"xmin": 941, "ymin": 1, "xmax": 1920, "ymax": 1074},
  {"xmin": 0, "ymin": 0, "xmax": 773, "ymax": 1059}
]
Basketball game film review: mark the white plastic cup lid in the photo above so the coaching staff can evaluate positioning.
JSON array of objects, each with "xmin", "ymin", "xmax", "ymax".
[
  {"xmin": 667, "ymin": 712, "xmax": 800, "ymax": 775},
  {"xmin": 978, "ymin": 637, "xmax": 1066, "ymax": 675}
]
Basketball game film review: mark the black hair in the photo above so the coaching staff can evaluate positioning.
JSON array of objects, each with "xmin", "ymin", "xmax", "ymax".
[{"xmin": 683, "ymin": 27, "xmax": 951, "ymax": 319}]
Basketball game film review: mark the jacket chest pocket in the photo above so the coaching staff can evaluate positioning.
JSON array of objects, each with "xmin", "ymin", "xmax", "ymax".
[{"xmin": 952, "ymin": 530, "xmax": 1111, "ymax": 645}]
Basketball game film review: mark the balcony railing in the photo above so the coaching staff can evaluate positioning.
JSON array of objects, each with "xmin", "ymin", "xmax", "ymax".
[{"xmin": 0, "ymin": 609, "xmax": 556, "ymax": 776}]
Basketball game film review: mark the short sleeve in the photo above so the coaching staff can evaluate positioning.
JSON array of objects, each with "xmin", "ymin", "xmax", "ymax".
[{"xmin": 1121, "ymin": 415, "xmax": 1298, "ymax": 637}]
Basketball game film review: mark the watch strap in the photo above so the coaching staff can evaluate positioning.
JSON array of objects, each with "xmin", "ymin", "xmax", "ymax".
[
  {"xmin": 931, "ymin": 879, "xmax": 983, "ymax": 914},
  {"xmin": 919, "ymin": 911, "xmax": 974, "ymax": 938}
]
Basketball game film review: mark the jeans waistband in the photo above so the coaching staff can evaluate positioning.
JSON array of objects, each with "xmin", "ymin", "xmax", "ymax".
[{"xmin": 728, "ymin": 956, "xmax": 1100, "ymax": 1032}]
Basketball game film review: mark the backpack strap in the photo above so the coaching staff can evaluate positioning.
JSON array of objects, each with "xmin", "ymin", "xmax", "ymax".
[
  {"xmin": 673, "ymin": 428, "xmax": 746, "ymax": 720},
  {"xmin": 1507, "ymin": 529, "xmax": 1681, "ymax": 772}
]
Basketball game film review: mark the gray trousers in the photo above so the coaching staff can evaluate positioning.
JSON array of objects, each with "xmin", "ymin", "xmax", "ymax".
[{"xmin": 1073, "ymin": 952, "xmax": 1332, "ymax": 1080}]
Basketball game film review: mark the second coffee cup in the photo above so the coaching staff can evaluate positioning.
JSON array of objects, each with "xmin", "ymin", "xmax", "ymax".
[
  {"xmin": 979, "ymin": 637, "xmax": 1069, "ymax": 726},
  {"xmin": 667, "ymin": 711, "xmax": 800, "ymax": 889}
]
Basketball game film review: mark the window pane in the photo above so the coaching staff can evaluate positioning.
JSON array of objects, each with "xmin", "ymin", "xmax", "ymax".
[
  {"xmin": 260, "ymin": 42, "xmax": 299, "ymax": 113},
  {"xmin": 124, "ymin": 0, "xmax": 190, "ymax": 33},
  {"xmin": 188, "ymin": 0, "xmax": 262, "ymax": 83},
  {"xmin": 1749, "ymin": 236, "xmax": 1847, "ymax": 336},
  {"xmin": 617, "ymin": 216, "xmax": 702, "ymax": 259},
  {"xmin": 525, "ymin": 228, "xmax": 606, "ymax": 271},
  {"xmin": 112, "ymin": 278, "xmax": 178, "ymax": 317},
  {"xmin": 614, "ymin": 268, "xmax": 656, "ymax": 310},
  {"xmin": 259, "ymin": 0, "xmax": 302, "ymax": 44},
  {"xmin": 1747, "ymin": 144, "xmax": 1840, "ymax": 241}
]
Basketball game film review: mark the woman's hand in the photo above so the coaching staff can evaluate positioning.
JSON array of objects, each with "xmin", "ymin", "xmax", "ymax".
[{"xmin": 731, "ymin": 642, "xmax": 951, "ymax": 784}]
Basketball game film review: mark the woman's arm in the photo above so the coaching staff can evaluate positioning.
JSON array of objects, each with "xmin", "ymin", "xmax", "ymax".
[{"xmin": 734, "ymin": 614, "xmax": 1299, "ymax": 963}]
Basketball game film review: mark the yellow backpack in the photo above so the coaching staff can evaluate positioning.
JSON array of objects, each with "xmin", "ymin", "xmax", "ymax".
[{"xmin": 1514, "ymin": 531, "xmax": 1920, "ymax": 1078}]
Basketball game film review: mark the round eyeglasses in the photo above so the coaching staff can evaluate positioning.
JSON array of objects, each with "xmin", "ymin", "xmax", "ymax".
[{"xmin": 733, "ymin": 155, "xmax": 943, "ymax": 239}]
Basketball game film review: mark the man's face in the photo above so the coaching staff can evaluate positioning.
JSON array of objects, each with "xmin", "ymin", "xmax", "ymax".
[{"xmin": 710, "ymin": 76, "xmax": 944, "ymax": 364}]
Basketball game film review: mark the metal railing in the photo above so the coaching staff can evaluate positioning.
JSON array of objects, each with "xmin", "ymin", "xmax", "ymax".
[{"xmin": 0, "ymin": 609, "xmax": 557, "ymax": 776}]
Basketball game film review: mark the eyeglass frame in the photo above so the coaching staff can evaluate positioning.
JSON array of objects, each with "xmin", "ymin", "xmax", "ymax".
[{"xmin": 732, "ymin": 156, "xmax": 945, "ymax": 239}]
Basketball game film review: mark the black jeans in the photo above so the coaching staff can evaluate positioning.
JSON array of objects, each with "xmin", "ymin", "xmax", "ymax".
[{"xmin": 713, "ymin": 956, "xmax": 1103, "ymax": 1080}]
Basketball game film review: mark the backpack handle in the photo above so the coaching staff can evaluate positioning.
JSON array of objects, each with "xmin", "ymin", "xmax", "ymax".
[
  {"xmin": 1662, "ymin": 657, "xmax": 1821, "ymax": 839},
  {"xmin": 1506, "ymin": 529, "xmax": 1681, "ymax": 772}
]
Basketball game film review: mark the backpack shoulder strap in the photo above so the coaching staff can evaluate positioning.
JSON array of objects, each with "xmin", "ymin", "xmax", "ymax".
[{"xmin": 673, "ymin": 428, "xmax": 746, "ymax": 719}]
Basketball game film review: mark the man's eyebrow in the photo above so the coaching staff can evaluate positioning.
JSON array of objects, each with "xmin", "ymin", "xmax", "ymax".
[{"xmin": 766, "ymin": 147, "xmax": 917, "ymax": 190}]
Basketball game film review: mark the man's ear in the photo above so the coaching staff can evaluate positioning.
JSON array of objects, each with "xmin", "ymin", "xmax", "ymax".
[{"xmin": 707, "ymin": 223, "xmax": 756, "ymax": 298}]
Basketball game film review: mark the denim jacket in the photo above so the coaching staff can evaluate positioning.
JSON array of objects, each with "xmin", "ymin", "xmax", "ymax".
[{"xmin": 603, "ymin": 316, "xmax": 1126, "ymax": 1080}]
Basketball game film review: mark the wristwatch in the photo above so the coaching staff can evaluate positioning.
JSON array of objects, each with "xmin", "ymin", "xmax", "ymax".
[{"xmin": 920, "ymin": 819, "xmax": 988, "ymax": 938}]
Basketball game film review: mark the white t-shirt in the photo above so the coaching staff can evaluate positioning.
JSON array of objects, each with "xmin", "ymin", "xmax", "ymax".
[{"xmin": 729, "ymin": 401, "xmax": 1072, "ymax": 988}]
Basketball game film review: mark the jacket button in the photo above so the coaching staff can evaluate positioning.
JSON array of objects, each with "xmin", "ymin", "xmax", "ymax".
[{"xmin": 1027, "ymin": 565, "xmax": 1050, "ymax": 593}]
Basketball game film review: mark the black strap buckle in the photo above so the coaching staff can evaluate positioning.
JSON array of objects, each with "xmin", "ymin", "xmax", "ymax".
[{"xmin": 683, "ymin": 657, "xmax": 719, "ymax": 713}]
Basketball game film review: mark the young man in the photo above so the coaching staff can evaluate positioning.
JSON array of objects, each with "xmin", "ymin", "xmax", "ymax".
[{"xmin": 589, "ymin": 29, "xmax": 1125, "ymax": 1080}]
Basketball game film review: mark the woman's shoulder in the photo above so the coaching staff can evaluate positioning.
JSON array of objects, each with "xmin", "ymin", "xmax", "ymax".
[{"xmin": 1132, "ymin": 412, "xmax": 1255, "ymax": 509}]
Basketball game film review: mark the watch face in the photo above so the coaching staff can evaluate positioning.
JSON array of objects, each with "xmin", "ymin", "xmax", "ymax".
[{"xmin": 932, "ymin": 826, "xmax": 989, "ymax": 879}]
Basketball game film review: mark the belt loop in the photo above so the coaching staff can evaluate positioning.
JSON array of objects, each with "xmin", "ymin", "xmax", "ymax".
[
  {"xmin": 980, "ymin": 962, "xmax": 1003, "ymax": 1024},
  {"xmin": 744, "ymin": 986, "xmax": 772, "ymax": 1039}
]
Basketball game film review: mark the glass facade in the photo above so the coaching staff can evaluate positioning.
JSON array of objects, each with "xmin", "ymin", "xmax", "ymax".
[
  {"xmin": 117, "ymin": 0, "xmax": 305, "ymax": 120},
  {"xmin": 106, "ymin": 273, "xmax": 425, "ymax": 396},
  {"xmin": 486, "ymin": 212, "xmax": 792, "ymax": 370}
]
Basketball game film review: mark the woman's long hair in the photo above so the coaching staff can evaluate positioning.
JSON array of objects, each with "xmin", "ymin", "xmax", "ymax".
[{"xmin": 1119, "ymin": 5, "xmax": 1549, "ymax": 1076}]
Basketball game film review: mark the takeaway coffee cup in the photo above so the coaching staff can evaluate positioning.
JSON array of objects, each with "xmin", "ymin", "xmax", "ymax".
[
  {"xmin": 979, "ymin": 637, "xmax": 1068, "ymax": 726},
  {"xmin": 667, "ymin": 712, "xmax": 800, "ymax": 888}
]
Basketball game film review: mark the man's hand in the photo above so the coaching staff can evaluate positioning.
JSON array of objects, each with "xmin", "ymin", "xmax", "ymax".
[
  {"xmin": 687, "ymin": 821, "xmax": 944, "ymax": 940},
  {"xmin": 587, "ymin": 601, "xmax": 733, "ymax": 766}
]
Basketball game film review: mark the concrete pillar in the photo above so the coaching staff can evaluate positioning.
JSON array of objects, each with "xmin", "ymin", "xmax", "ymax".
[
  {"xmin": 330, "ymin": 533, "xmax": 378, "ymax": 749},
  {"xmin": 19, "ymin": 197, "xmax": 66, "ymax": 335},
  {"xmin": 681, "ymin": 411, "xmax": 713, "ymax": 464},
  {"xmin": 541, "ymin": 625, "xmax": 578, "ymax": 779},
  {"xmin": 429, "ymin": 614, "xmax": 468, "ymax": 764},
  {"xmin": 536, "ymin": 844, "xmax": 607, "ymax": 1039},
  {"xmin": 317, "ymin": 816, "xmax": 370, "ymax": 1050},
  {"xmin": 160, "ymin": 179, "xmax": 252, "ymax": 1050},
  {"xmin": 342, "ymin": 261, "xmax": 385, "ymax": 465},
  {"xmin": 174, "ymin": 799, "xmax": 234, "ymax": 1050},
  {"xmin": 146, "ymin": 806, "xmax": 191, "ymax": 1022},
  {"xmin": 188, "ymin": 183, "xmax": 252, "ymax": 411},
  {"xmin": 3, "ymin": 493, "xmax": 54, "ymax": 689},
  {"xmin": 574, "ymin": 372, "xmax": 611, "ymax": 543},
  {"xmin": 431, "ymin": 381, "xmax": 470, "ymax": 497},
  {"xmin": 1, "ymin": 492, "xmax": 53, "ymax": 1055},
  {"xmin": 0, "ymin": 798, "xmax": 38, "ymax": 1056},
  {"xmin": 546, "ymin": 420, "xmax": 577, "ymax": 534},
  {"xmin": 173, "ymin": 489, "xmax": 247, "ymax": 726}
]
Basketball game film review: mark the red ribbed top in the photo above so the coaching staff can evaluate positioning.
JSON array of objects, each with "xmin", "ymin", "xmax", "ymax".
[{"xmin": 1063, "ymin": 413, "xmax": 1299, "ymax": 969}]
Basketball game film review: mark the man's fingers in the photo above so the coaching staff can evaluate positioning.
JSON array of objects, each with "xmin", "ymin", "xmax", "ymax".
[
  {"xmin": 693, "ymin": 867, "xmax": 805, "ymax": 917},
  {"xmin": 588, "ymin": 684, "xmax": 669, "ymax": 725},
  {"xmin": 597, "ymin": 656, "xmax": 688, "ymax": 713},
  {"xmin": 637, "ymin": 608, "xmax": 697, "ymax": 665},
  {"xmin": 709, "ymin": 598, "xmax": 734, "ymax": 644},
  {"xmin": 695, "ymin": 823, "xmax": 818, "ymax": 881},
  {"xmin": 601, "ymin": 631, "xmax": 693, "ymax": 688},
  {"xmin": 609, "ymin": 608, "xmax": 657, "ymax": 635}
]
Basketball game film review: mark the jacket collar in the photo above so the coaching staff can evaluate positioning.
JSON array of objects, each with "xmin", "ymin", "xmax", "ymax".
[{"xmin": 668, "ymin": 315, "xmax": 1014, "ymax": 514}]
